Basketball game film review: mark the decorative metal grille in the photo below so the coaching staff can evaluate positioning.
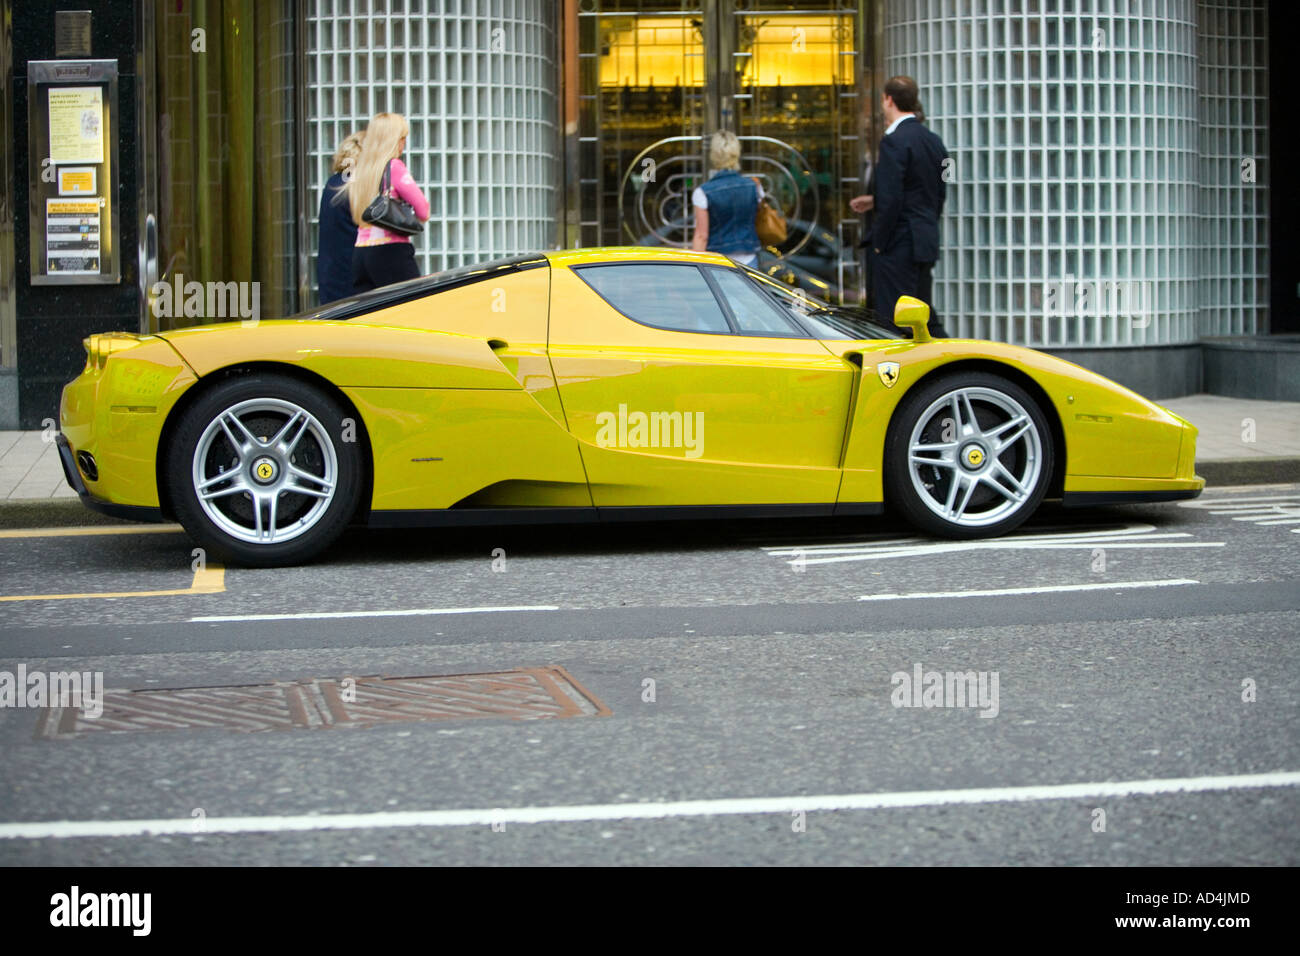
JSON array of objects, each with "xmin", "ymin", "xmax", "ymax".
[{"xmin": 575, "ymin": 2, "xmax": 863, "ymax": 304}]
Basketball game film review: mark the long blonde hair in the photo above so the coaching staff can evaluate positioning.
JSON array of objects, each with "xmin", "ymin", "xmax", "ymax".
[{"xmin": 346, "ymin": 113, "xmax": 409, "ymax": 226}]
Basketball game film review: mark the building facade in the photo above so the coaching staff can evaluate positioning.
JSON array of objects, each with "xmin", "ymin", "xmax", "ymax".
[{"xmin": 0, "ymin": 0, "xmax": 1288, "ymax": 429}]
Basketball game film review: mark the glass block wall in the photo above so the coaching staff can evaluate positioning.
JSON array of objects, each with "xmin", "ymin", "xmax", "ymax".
[
  {"xmin": 884, "ymin": 0, "xmax": 1207, "ymax": 348},
  {"xmin": 305, "ymin": 0, "xmax": 559, "ymax": 293},
  {"xmin": 1197, "ymin": 0, "xmax": 1269, "ymax": 337}
]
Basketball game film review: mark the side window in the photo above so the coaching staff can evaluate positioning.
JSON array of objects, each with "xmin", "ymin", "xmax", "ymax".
[
  {"xmin": 708, "ymin": 267, "xmax": 805, "ymax": 336},
  {"xmin": 575, "ymin": 264, "xmax": 730, "ymax": 334}
]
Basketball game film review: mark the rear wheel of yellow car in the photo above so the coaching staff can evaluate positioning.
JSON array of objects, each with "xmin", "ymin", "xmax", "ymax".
[
  {"xmin": 885, "ymin": 371, "xmax": 1053, "ymax": 539},
  {"xmin": 168, "ymin": 374, "xmax": 363, "ymax": 567}
]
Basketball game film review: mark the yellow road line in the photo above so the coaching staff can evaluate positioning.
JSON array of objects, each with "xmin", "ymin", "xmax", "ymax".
[
  {"xmin": 0, "ymin": 524, "xmax": 184, "ymax": 539},
  {"xmin": 0, "ymin": 563, "xmax": 225, "ymax": 603},
  {"xmin": 191, "ymin": 564, "xmax": 225, "ymax": 593}
]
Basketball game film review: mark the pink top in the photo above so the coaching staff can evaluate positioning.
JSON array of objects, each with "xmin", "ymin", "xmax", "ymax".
[{"xmin": 356, "ymin": 158, "xmax": 430, "ymax": 246}]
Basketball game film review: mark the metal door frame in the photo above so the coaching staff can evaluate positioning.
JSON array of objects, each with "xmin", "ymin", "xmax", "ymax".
[{"xmin": 136, "ymin": 0, "xmax": 158, "ymax": 332}]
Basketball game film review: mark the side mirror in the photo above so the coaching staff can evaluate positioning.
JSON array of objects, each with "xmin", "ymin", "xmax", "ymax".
[{"xmin": 893, "ymin": 295, "xmax": 934, "ymax": 344}]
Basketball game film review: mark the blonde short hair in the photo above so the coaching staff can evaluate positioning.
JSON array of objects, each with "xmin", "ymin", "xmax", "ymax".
[
  {"xmin": 331, "ymin": 130, "xmax": 365, "ymax": 174},
  {"xmin": 709, "ymin": 130, "xmax": 741, "ymax": 171}
]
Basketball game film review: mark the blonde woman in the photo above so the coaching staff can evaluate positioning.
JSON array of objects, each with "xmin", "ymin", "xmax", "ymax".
[
  {"xmin": 345, "ymin": 113, "xmax": 430, "ymax": 294},
  {"xmin": 316, "ymin": 130, "xmax": 365, "ymax": 304},
  {"xmin": 691, "ymin": 131, "xmax": 764, "ymax": 266}
]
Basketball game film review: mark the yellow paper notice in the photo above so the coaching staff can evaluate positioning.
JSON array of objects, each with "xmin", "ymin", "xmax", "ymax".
[
  {"xmin": 48, "ymin": 87, "xmax": 104, "ymax": 164},
  {"xmin": 58, "ymin": 167, "xmax": 96, "ymax": 195}
]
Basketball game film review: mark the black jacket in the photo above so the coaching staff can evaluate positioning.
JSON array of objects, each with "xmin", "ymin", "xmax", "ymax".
[
  {"xmin": 317, "ymin": 172, "xmax": 358, "ymax": 305},
  {"xmin": 868, "ymin": 117, "xmax": 948, "ymax": 263}
]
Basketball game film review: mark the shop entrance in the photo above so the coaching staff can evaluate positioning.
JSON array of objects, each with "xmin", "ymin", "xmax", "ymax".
[{"xmin": 573, "ymin": 1, "xmax": 865, "ymax": 304}]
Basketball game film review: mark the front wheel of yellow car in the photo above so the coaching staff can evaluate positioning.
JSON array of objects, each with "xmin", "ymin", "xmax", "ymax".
[
  {"xmin": 885, "ymin": 371, "xmax": 1053, "ymax": 539},
  {"xmin": 167, "ymin": 374, "xmax": 363, "ymax": 567}
]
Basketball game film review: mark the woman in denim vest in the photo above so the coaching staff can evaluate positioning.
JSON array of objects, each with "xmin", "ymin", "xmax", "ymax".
[{"xmin": 691, "ymin": 131, "xmax": 764, "ymax": 266}]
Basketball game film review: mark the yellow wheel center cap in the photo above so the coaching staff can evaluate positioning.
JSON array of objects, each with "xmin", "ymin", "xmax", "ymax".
[
  {"xmin": 963, "ymin": 446, "xmax": 985, "ymax": 468},
  {"xmin": 252, "ymin": 457, "xmax": 278, "ymax": 483}
]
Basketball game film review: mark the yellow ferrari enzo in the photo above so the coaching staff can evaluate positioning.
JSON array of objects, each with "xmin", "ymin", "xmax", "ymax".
[{"xmin": 57, "ymin": 248, "xmax": 1202, "ymax": 566}]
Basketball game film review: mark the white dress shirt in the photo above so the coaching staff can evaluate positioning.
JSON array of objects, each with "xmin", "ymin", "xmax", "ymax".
[{"xmin": 884, "ymin": 113, "xmax": 916, "ymax": 136}]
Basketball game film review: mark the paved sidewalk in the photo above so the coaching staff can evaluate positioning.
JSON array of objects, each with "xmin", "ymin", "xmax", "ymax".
[
  {"xmin": 1, "ymin": 394, "xmax": 1296, "ymax": 506},
  {"xmin": 1161, "ymin": 394, "xmax": 1300, "ymax": 485},
  {"xmin": 0, "ymin": 431, "xmax": 79, "ymax": 502},
  {"xmin": 1162, "ymin": 395, "xmax": 1300, "ymax": 459}
]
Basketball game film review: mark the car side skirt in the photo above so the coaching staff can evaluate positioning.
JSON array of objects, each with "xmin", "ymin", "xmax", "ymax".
[
  {"xmin": 368, "ymin": 501, "xmax": 884, "ymax": 528},
  {"xmin": 1060, "ymin": 489, "xmax": 1203, "ymax": 507}
]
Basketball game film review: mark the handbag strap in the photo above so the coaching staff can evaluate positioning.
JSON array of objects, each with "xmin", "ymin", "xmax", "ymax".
[{"xmin": 380, "ymin": 159, "xmax": 392, "ymax": 197}]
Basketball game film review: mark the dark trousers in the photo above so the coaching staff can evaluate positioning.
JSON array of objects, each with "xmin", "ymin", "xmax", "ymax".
[
  {"xmin": 871, "ymin": 245, "xmax": 948, "ymax": 337},
  {"xmin": 352, "ymin": 242, "xmax": 419, "ymax": 294}
]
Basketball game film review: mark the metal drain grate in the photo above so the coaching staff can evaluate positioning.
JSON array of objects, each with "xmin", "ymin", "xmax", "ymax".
[{"xmin": 36, "ymin": 666, "xmax": 610, "ymax": 739}]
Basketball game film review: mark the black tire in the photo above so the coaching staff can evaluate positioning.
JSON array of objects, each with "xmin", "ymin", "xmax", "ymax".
[
  {"xmin": 884, "ymin": 371, "xmax": 1054, "ymax": 539},
  {"xmin": 167, "ymin": 373, "xmax": 363, "ymax": 567}
]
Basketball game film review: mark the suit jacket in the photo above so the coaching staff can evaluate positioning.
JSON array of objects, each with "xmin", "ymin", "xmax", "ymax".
[{"xmin": 868, "ymin": 116, "xmax": 948, "ymax": 263}]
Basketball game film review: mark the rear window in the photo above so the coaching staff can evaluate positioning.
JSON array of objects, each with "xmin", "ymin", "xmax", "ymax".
[{"xmin": 307, "ymin": 254, "xmax": 547, "ymax": 321}]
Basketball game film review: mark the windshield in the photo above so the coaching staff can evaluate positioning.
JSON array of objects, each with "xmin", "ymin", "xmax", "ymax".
[{"xmin": 743, "ymin": 267, "xmax": 902, "ymax": 340}]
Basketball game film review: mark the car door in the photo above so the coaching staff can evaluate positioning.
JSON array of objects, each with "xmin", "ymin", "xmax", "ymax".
[{"xmin": 546, "ymin": 257, "xmax": 854, "ymax": 507}]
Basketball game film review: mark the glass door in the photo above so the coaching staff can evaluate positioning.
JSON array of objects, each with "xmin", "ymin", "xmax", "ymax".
[
  {"xmin": 572, "ymin": 0, "xmax": 864, "ymax": 304},
  {"xmin": 728, "ymin": 2, "xmax": 863, "ymax": 304}
]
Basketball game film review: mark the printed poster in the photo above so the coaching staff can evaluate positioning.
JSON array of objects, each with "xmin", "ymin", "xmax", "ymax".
[
  {"xmin": 46, "ymin": 198, "xmax": 101, "ymax": 275},
  {"xmin": 48, "ymin": 87, "xmax": 103, "ymax": 165}
]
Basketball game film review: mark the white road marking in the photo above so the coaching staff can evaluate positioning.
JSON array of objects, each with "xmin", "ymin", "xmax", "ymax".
[
  {"xmin": 764, "ymin": 522, "xmax": 1224, "ymax": 567},
  {"xmin": 856, "ymin": 578, "xmax": 1198, "ymax": 602},
  {"xmin": 2, "ymin": 770, "xmax": 1296, "ymax": 840},
  {"xmin": 1180, "ymin": 494, "xmax": 1300, "ymax": 534},
  {"xmin": 1181, "ymin": 494, "xmax": 1300, "ymax": 507},
  {"xmin": 190, "ymin": 605, "xmax": 559, "ymax": 623}
]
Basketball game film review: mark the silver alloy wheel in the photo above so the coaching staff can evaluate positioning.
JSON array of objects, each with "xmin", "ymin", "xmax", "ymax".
[
  {"xmin": 190, "ymin": 398, "xmax": 339, "ymax": 545},
  {"xmin": 906, "ymin": 386, "xmax": 1043, "ymax": 528}
]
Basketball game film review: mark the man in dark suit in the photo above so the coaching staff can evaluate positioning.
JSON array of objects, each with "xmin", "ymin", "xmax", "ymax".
[{"xmin": 860, "ymin": 76, "xmax": 949, "ymax": 337}]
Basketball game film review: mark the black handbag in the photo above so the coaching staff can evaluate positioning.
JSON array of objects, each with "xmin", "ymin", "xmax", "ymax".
[{"xmin": 361, "ymin": 160, "xmax": 423, "ymax": 236}]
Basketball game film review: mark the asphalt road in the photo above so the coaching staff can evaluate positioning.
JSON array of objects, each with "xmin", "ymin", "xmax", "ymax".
[{"xmin": 1, "ymin": 484, "xmax": 1297, "ymax": 865}]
